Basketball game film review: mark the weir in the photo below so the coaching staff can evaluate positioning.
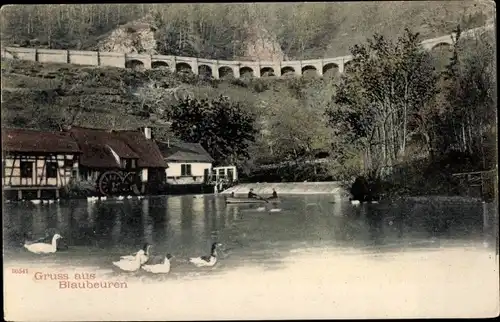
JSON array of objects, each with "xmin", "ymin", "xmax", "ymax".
[{"xmin": 221, "ymin": 181, "xmax": 349, "ymax": 198}]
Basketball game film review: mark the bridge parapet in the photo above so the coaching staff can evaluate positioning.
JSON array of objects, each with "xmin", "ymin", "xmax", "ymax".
[
  {"xmin": 2, "ymin": 47, "xmax": 37, "ymax": 61},
  {"xmin": 98, "ymin": 51, "xmax": 125, "ymax": 68},
  {"xmin": 1, "ymin": 24, "xmax": 492, "ymax": 79},
  {"xmin": 37, "ymin": 49, "xmax": 68, "ymax": 64},
  {"xmin": 69, "ymin": 50, "xmax": 99, "ymax": 66}
]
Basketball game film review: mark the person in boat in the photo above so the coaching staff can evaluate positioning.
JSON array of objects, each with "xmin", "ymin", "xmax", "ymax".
[
  {"xmin": 248, "ymin": 188, "xmax": 258, "ymax": 199},
  {"xmin": 271, "ymin": 188, "xmax": 278, "ymax": 199}
]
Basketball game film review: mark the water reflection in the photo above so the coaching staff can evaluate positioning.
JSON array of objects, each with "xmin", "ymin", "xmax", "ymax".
[
  {"xmin": 180, "ymin": 197, "xmax": 194, "ymax": 248},
  {"xmin": 56, "ymin": 204, "xmax": 70, "ymax": 235},
  {"xmin": 31, "ymin": 205, "xmax": 48, "ymax": 238},
  {"xmin": 149, "ymin": 198, "xmax": 167, "ymax": 246},
  {"xmin": 142, "ymin": 199, "xmax": 154, "ymax": 245},
  {"xmin": 167, "ymin": 197, "xmax": 181, "ymax": 234},
  {"xmin": 364, "ymin": 203, "xmax": 385, "ymax": 245},
  {"xmin": 3, "ymin": 195, "xmax": 491, "ymax": 266},
  {"xmin": 87, "ymin": 202, "xmax": 96, "ymax": 226},
  {"xmin": 110, "ymin": 206, "xmax": 122, "ymax": 244}
]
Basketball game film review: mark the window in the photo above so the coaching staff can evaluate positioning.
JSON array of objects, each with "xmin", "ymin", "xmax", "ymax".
[
  {"xmin": 46, "ymin": 161, "xmax": 58, "ymax": 178},
  {"xmin": 122, "ymin": 159, "xmax": 136, "ymax": 170},
  {"xmin": 181, "ymin": 164, "xmax": 192, "ymax": 176},
  {"xmin": 64, "ymin": 159, "xmax": 74, "ymax": 168},
  {"xmin": 227, "ymin": 169, "xmax": 234, "ymax": 181},
  {"xmin": 20, "ymin": 161, "xmax": 33, "ymax": 178}
]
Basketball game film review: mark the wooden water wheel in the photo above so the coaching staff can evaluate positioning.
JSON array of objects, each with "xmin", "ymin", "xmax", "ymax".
[
  {"xmin": 123, "ymin": 172, "xmax": 141, "ymax": 195},
  {"xmin": 97, "ymin": 171, "xmax": 124, "ymax": 196}
]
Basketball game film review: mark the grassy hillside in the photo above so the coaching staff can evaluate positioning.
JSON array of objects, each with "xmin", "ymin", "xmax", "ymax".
[
  {"xmin": 0, "ymin": 2, "xmax": 494, "ymax": 60},
  {"xmin": 1, "ymin": 3, "xmax": 495, "ymax": 187},
  {"xmin": 0, "ymin": 57, "xmax": 336, "ymax": 166},
  {"xmin": 0, "ymin": 55, "xmax": 348, "ymax": 187}
]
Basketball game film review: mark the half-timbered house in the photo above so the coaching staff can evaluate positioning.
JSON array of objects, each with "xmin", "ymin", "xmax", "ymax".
[{"xmin": 2, "ymin": 128, "xmax": 81, "ymax": 200}]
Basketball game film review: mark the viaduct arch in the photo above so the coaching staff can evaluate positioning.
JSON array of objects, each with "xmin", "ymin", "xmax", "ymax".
[{"xmin": 1, "ymin": 25, "xmax": 492, "ymax": 80}]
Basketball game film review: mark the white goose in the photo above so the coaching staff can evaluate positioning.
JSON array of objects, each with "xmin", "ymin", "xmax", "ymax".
[
  {"xmin": 113, "ymin": 250, "xmax": 145, "ymax": 272},
  {"xmin": 120, "ymin": 244, "xmax": 151, "ymax": 265},
  {"xmin": 23, "ymin": 234, "xmax": 62, "ymax": 254},
  {"xmin": 142, "ymin": 254, "xmax": 174, "ymax": 274},
  {"xmin": 189, "ymin": 242, "xmax": 222, "ymax": 267}
]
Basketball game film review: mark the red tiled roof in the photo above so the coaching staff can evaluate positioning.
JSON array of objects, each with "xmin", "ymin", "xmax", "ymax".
[
  {"xmin": 116, "ymin": 130, "xmax": 168, "ymax": 168},
  {"xmin": 67, "ymin": 126, "xmax": 167, "ymax": 169},
  {"xmin": 68, "ymin": 126, "xmax": 138, "ymax": 169},
  {"xmin": 2, "ymin": 128, "xmax": 80, "ymax": 153}
]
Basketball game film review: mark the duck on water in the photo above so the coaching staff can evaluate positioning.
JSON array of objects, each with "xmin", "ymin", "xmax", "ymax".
[
  {"xmin": 114, "ymin": 244, "xmax": 176, "ymax": 273},
  {"xmin": 23, "ymin": 234, "xmax": 63, "ymax": 254},
  {"xmin": 23, "ymin": 232, "xmax": 69, "ymax": 251},
  {"xmin": 188, "ymin": 242, "xmax": 223, "ymax": 267},
  {"xmin": 112, "ymin": 249, "xmax": 147, "ymax": 272},
  {"xmin": 142, "ymin": 254, "xmax": 174, "ymax": 274},
  {"xmin": 119, "ymin": 243, "xmax": 151, "ymax": 265}
]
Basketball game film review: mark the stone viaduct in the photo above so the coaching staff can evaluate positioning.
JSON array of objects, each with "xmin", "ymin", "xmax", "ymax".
[{"xmin": 1, "ymin": 25, "xmax": 493, "ymax": 79}]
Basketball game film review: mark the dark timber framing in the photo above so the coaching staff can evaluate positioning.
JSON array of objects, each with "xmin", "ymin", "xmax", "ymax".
[{"xmin": 3, "ymin": 152, "xmax": 78, "ymax": 200}]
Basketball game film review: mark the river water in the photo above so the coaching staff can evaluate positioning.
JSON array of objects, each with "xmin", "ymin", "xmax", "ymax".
[{"xmin": 3, "ymin": 194, "xmax": 499, "ymax": 320}]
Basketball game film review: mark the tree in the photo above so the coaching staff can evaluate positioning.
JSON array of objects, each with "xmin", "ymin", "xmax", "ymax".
[
  {"xmin": 267, "ymin": 102, "xmax": 331, "ymax": 162},
  {"xmin": 167, "ymin": 95, "xmax": 258, "ymax": 165},
  {"xmin": 326, "ymin": 28, "xmax": 439, "ymax": 174},
  {"xmin": 431, "ymin": 25, "xmax": 496, "ymax": 169}
]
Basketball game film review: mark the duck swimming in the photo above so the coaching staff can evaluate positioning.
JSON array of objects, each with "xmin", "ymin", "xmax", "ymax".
[
  {"xmin": 23, "ymin": 233, "xmax": 62, "ymax": 254},
  {"xmin": 120, "ymin": 243, "xmax": 151, "ymax": 265},
  {"xmin": 188, "ymin": 242, "xmax": 222, "ymax": 267},
  {"xmin": 113, "ymin": 250, "xmax": 145, "ymax": 272},
  {"xmin": 142, "ymin": 254, "xmax": 174, "ymax": 274},
  {"xmin": 26, "ymin": 233, "xmax": 69, "ymax": 251}
]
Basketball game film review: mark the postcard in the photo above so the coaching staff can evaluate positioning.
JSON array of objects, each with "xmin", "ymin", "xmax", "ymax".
[{"xmin": 2, "ymin": 2, "xmax": 499, "ymax": 321}]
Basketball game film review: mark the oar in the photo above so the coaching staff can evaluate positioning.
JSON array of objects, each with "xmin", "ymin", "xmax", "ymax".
[{"xmin": 255, "ymin": 194, "xmax": 269, "ymax": 203}]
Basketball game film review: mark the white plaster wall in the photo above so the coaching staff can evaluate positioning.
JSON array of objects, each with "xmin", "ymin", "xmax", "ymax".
[{"xmin": 165, "ymin": 162, "xmax": 212, "ymax": 185}]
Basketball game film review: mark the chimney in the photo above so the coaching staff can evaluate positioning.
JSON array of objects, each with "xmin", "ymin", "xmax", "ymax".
[{"xmin": 143, "ymin": 127, "xmax": 152, "ymax": 140}]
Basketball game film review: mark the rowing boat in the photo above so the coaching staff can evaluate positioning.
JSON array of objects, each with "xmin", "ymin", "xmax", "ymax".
[{"xmin": 225, "ymin": 197, "xmax": 280, "ymax": 204}]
